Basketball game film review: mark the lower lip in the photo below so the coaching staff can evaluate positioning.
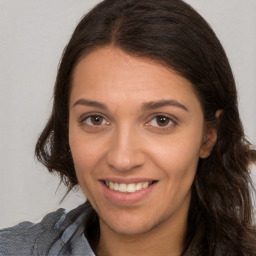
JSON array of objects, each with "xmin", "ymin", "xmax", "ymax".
[{"xmin": 100, "ymin": 181, "xmax": 158, "ymax": 205}]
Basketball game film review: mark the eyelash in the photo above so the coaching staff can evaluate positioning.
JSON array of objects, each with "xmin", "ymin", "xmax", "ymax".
[
  {"xmin": 79, "ymin": 113, "xmax": 178, "ymax": 131},
  {"xmin": 79, "ymin": 113, "xmax": 110, "ymax": 127},
  {"xmin": 145, "ymin": 115, "xmax": 177, "ymax": 129}
]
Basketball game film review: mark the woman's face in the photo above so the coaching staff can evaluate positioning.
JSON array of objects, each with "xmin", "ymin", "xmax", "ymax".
[{"xmin": 69, "ymin": 47, "xmax": 212, "ymax": 236}]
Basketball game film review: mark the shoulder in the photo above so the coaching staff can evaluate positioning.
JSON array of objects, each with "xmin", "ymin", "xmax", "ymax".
[
  {"xmin": 0, "ymin": 208, "xmax": 66, "ymax": 255},
  {"xmin": 0, "ymin": 203, "xmax": 94, "ymax": 256}
]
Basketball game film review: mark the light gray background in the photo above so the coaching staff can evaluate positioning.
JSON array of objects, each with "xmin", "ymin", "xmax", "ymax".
[{"xmin": 0, "ymin": 0, "xmax": 255, "ymax": 228}]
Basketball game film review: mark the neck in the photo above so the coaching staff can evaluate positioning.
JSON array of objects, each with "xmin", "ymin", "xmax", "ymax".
[{"xmin": 96, "ymin": 214, "xmax": 187, "ymax": 256}]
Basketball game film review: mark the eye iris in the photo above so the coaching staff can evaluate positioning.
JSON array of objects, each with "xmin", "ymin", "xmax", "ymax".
[
  {"xmin": 91, "ymin": 115, "xmax": 103, "ymax": 125},
  {"xmin": 156, "ymin": 116, "xmax": 169, "ymax": 126}
]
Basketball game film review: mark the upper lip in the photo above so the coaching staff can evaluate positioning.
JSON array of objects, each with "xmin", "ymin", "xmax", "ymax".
[{"xmin": 99, "ymin": 177, "xmax": 157, "ymax": 184}]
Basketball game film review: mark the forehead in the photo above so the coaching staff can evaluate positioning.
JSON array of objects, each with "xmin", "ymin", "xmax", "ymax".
[{"xmin": 70, "ymin": 47, "xmax": 201, "ymax": 111}]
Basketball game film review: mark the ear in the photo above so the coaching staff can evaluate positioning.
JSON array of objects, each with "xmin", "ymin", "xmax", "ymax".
[{"xmin": 199, "ymin": 110, "xmax": 222, "ymax": 159}]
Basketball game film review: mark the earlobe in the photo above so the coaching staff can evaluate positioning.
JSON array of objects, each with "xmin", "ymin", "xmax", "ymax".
[
  {"xmin": 199, "ymin": 128, "xmax": 217, "ymax": 158},
  {"xmin": 199, "ymin": 110, "xmax": 222, "ymax": 159},
  {"xmin": 215, "ymin": 109, "xmax": 223, "ymax": 119}
]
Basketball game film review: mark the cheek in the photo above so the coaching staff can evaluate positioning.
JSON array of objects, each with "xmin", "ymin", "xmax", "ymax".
[
  {"xmin": 157, "ymin": 139, "xmax": 200, "ymax": 200},
  {"xmin": 156, "ymin": 145, "xmax": 199, "ymax": 185},
  {"xmin": 70, "ymin": 141, "xmax": 99, "ymax": 177},
  {"xmin": 69, "ymin": 138, "xmax": 99, "ymax": 201},
  {"xmin": 69, "ymin": 128, "xmax": 93, "ymax": 178},
  {"xmin": 150, "ymin": 132, "xmax": 202, "ymax": 171},
  {"xmin": 69, "ymin": 126, "xmax": 109, "ymax": 185},
  {"xmin": 147, "ymin": 129, "xmax": 202, "ymax": 201},
  {"xmin": 169, "ymin": 123, "xmax": 203, "ymax": 169}
]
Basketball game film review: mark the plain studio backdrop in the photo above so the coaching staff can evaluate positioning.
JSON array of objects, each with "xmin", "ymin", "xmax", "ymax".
[{"xmin": 0, "ymin": 0, "xmax": 255, "ymax": 228}]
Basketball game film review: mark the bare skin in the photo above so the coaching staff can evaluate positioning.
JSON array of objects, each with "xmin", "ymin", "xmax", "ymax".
[{"xmin": 69, "ymin": 47, "xmax": 217, "ymax": 256}]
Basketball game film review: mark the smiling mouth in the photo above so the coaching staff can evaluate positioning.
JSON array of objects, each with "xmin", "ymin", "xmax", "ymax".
[{"xmin": 103, "ymin": 180, "xmax": 157, "ymax": 193}]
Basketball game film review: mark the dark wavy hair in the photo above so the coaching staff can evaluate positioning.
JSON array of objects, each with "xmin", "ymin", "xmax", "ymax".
[{"xmin": 35, "ymin": 0, "xmax": 256, "ymax": 254}]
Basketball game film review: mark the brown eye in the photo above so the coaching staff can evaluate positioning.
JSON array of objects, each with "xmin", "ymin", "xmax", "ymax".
[
  {"xmin": 90, "ymin": 115, "xmax": 103, "ymax": 125},
  {"xmin": 145, "ymin": 115, "xmax": 175, "ymax": 130},
  {"xmin": 84, "ymin": 115, "xmax": 108, "ymax": 126},
  {"xmin": 155, "ymin": 116, "xmax": 171, "ymax": 126}
]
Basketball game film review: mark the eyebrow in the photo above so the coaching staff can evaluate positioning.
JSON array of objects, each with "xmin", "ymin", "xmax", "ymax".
[
  {"xmin": 141, "ymin": 99, "xmax": 189, "ymax": 112},
  {"xmin": 72, "ymin": 99, "xmax": 108, "ymax": 110},
  {"xmin": 72, "ymin": 98, "xmax": 189, "ymax": 112}
]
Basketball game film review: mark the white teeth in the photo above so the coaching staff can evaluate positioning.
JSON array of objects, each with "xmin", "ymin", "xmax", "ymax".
[
  {"xmin": 114, "ymin": 183, "xmax": 119, "ymax": 191},
  {"xmin": 119, "ymin": 183, "xmax": 127, "ymax": 192},
  {"xmin": 127, "ymin": 184, "xmax": 136, "ymax": 193},
  {"xmin": 109, "ymin": 181, "xmax": 114, "ymax": 190},
  {"xmin": 142, "ymin": 181, "xmax": 149, "ymax": 189},
  {"xmin": 136, "ymin": 183, "xmax": 142, "ymax": 191},
  {"xmin": 105, "ymin": 181, "xmax": 153, "ymax": 193}
]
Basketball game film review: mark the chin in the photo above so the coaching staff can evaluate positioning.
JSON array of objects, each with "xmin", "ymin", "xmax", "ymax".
[{"xmin": 98, "ymin": 210, "xmax": 161, "ymax": 236}]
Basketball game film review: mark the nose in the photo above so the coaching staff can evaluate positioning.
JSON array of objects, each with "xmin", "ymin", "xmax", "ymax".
[{"xmin": 106, "ymin": 127, "xmax": 145, "ymax": 172}]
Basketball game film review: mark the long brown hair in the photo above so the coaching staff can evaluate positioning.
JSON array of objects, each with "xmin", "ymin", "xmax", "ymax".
[{"xmin": 35, "ymin": 0, "xmax": 256, "ymax": 254}]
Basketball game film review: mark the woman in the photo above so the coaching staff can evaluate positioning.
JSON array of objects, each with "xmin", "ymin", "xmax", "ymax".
[{"xmin": 1, "ymin": 0, "xmax": 255, "ymax": 255}]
